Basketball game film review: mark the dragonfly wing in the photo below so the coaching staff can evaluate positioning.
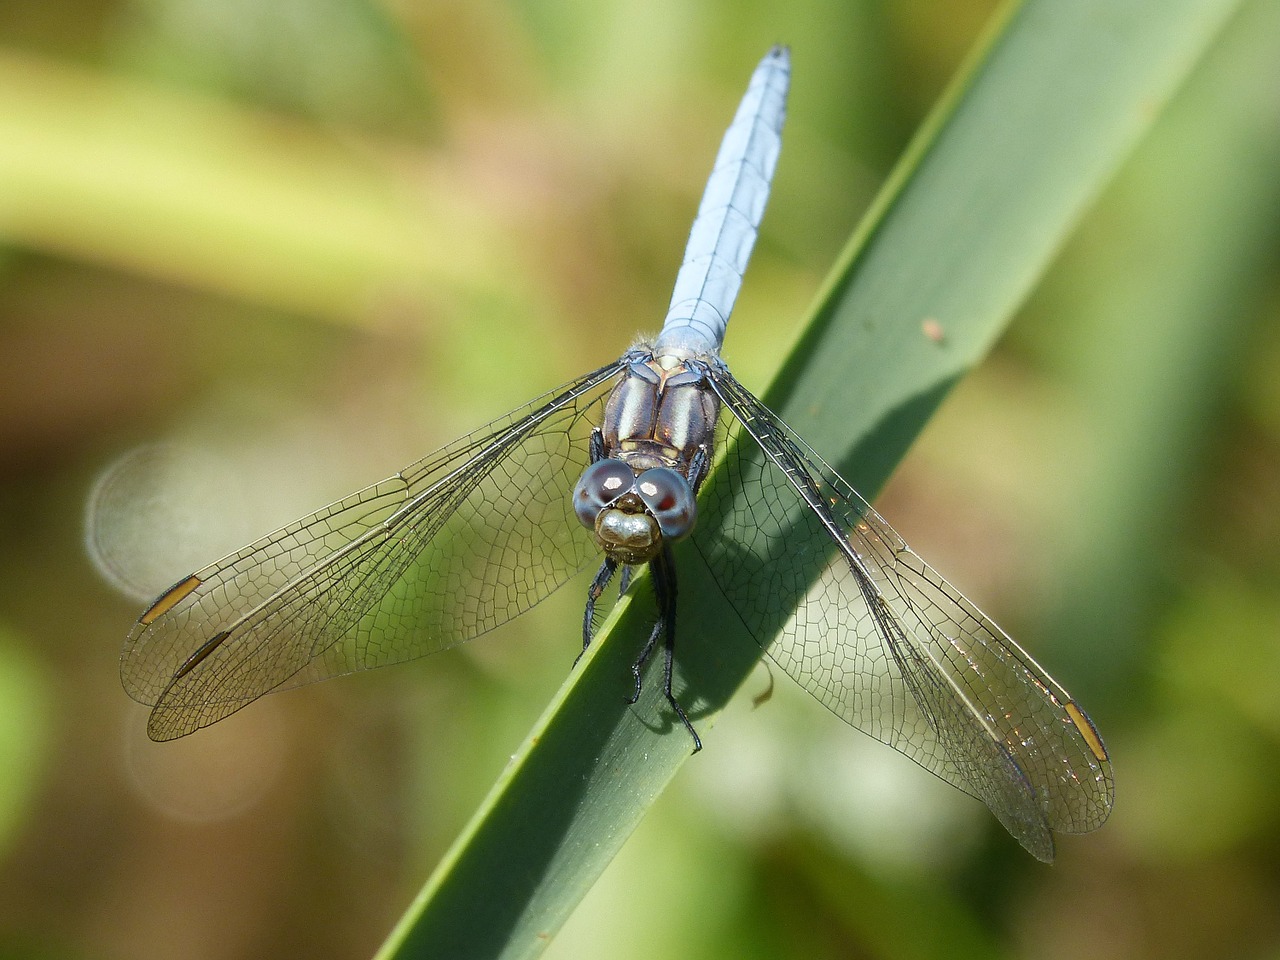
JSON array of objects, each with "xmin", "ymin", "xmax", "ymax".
[
  {"xmin": 700, "ymin": 369, "xmax": 1114, "ymax": 861},
  {"xmin": 122, "ymin": 361, "xmax": 626, "ymax": 740}
]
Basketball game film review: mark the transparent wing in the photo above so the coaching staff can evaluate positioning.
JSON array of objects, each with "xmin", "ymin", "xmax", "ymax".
[
  {"xmin": 122, "ymin": 360, "xmax": 626, "ymax": 741},
  {"xmin": 698, "ymin": 368, "xmax": 1114, "ymax": 862}
]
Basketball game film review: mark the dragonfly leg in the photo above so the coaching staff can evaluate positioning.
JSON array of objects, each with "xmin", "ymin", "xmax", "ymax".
[
  {"xmin": 578, "ymin": 556, "xmax": 619, "ymax": 662},
  {"xmin": 687, "ymin": 445, "xmax": 711, "ymax": 494},
  {"xmin": 617, "ymin": 564, "xmax": 633, "ymax": 596},
  {"xmin": 632, "ymin": 544, "xmax": 702, "ymax": 752},
  {"xmin": 627, "ymin": 619, "xmax": 661, "ymax": 704},
  {"xmin": 588, "ymin": 427, "xmax": 606, "ymax": 464}
]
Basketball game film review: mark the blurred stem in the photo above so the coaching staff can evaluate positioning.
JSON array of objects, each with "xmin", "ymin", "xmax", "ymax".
[{"xmin": 0, "ymin": 50, "xmax": 511, "ymax": 326}]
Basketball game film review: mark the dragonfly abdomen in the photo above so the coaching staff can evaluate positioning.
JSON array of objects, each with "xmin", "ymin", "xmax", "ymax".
[{"xmin": 654, "ymin": 46, "xmax": 789, "ymax": 359}]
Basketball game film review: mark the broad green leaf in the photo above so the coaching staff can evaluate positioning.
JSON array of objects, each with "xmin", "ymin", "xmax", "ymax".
[{"xmin": 376, "ymin": 1, "xmax": 1241, "ymax": 957}]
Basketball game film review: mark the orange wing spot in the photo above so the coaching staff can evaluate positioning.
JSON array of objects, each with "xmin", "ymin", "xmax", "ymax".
[
  {"xmin": 139, "ymin": 574, "xmax": 203, "ymax": 625},
  {"xmin": 1065, "ymin": 701, "xmax": 1108, "ymax": 763}
]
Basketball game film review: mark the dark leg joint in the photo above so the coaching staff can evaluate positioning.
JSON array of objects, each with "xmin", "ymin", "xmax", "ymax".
[
  {"xmin": 662, "ymin": 606, "xmax": 701, "ymax": 752},
  {"xmin": 667, "ymin": 691, "xmax": 702, "ymax": 753},
  {"xmin": 578, "ymin": 557, "xmax": 619, "ymax": 664},
  {"xmin": 626, "ymin": 620, "xmax": 660, "ymax": 704},
  {"xmin": 654, "ymin": 544, "xmax": 701, "ymax": 753}
]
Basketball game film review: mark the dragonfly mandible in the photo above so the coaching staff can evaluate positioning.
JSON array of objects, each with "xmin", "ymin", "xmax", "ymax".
[{"xmin": 123, "ymin": 47, "xmax": 1113, "ymax": 862}]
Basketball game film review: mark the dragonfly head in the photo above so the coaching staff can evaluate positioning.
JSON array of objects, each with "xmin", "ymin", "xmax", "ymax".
[{"xmin": 573, "ymin": 459, "xmax": 696, "ymax": 563}]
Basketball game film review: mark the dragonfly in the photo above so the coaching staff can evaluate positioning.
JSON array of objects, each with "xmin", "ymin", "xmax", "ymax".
[{"xmin": 123, "ymin": 47, "xmax": 1113, "ymax": 862}]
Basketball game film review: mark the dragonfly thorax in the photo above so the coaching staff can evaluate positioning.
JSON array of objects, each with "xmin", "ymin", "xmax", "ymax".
[
  {"xmin": 570, "ymin": 354, "xmax": 716, "ymax": 564},
  {"xmin": 601, "ymin": 355, "xmax": 719, "ymax": 476}
]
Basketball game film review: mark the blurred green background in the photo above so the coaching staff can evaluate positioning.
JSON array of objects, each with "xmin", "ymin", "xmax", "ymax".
[{"xmin": 1, "ymin": 1, "xmax": 1278, "ymax": 958}]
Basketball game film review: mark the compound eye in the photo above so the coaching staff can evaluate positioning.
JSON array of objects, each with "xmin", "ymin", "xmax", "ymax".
[
  {"xmin": 572, "ymin": 460, "xmax": 636, "ymax": 529},
  {"xmin": 635, "ymin": 467, "xmax": 696, "ymax": 540}
]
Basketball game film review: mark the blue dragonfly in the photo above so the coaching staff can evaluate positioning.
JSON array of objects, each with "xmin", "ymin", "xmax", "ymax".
[{"xmin": 123, "ymin": 47, "xmax": 1113, "ymax": 862}]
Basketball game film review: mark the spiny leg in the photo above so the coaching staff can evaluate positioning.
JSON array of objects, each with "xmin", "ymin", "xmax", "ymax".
[
  {"xmin": 630, "ymin": 543, "xmax": 701, "ymax": 752},
  {"xmin": 578, "ymin": 556, "xmax": 619, "ymax": 663},
  {"xmin": 587, "ymin": 427, "xmax": 606, "ymax": 464},
  {"xmin": 627, "ymin": 616, "xmax": 661, "ymax": 704},
  {"xmin": 687, "ymin": 445, "xmax": 711, "ymax": 494}
]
